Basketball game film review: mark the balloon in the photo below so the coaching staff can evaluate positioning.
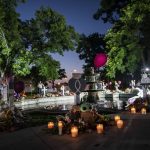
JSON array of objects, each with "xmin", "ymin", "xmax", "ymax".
[
  {"xmin": 94, "ymin": 53, "xmax": 107, "ymax": 68},
  {"xmin": 14, "ymin": 81, "xmax": 25, "ymax": 93}
]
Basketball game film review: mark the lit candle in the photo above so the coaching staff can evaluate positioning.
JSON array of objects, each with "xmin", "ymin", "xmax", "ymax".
[
  {"xmin": 117, "ymin": 120, "xmax": 123, "ymax": 129},
  {"xmin": 48, "ymin": 122, "xmax": 54, "ymax": 129},
  {"xmin": 96, "ymin": 124, "xmax": 104, "ymax": 134},
  {"xmin": 141, "ymin": 108, "xmax": 146, "ymax": 114},
  {"xmin": 131, "ymin": 107, "xmax": 136, "ymax": 114},
  {"xmin": 58, "ymin": 121, "xmax": 63, "ymax": 135},
  {"xmin": 71, "ymin": 126, "xmax": 78, "ymax": 138},
  {"xmin": 114, "ymin": 115, "xmax": 120, "ymax": 122}
]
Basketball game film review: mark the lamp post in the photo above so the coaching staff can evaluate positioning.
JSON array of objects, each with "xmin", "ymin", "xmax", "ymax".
[{"xmin": 73, "ymin": 69, "xmax": 77, "ymax": 73}]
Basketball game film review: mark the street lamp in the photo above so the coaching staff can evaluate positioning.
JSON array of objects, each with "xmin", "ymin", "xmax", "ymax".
[
  {"xmin": 141, "ymin": 67, "xmax": 150, "ymax": 74},
  {"xmin": 73, "ymin": 69, "xmax": 77, "ymax": 72},
  {"xmin": 145, "ymin": 67, "xmax": 150, "ymax": 72}
]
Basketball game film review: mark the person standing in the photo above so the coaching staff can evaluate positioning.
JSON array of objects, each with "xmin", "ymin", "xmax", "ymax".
[
  {"xmin": 60, "ymin": 85, "xmax": 65, "ymax": 96},
  {"xmin": 37, "ymin": 81, "xmax": 44, "ymax": 97}
]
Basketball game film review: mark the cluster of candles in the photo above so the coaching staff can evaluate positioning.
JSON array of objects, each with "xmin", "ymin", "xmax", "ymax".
[
  {"xmin": 47, "ymin": 113, "xmax": 131, "ymax": 138},
  {"xmin": 47, "ymin": 121, "xmax": 105, "ymax": 137},
  {"xmin": 131, "ymin": 107, "xmax": 147, "ymax": 114},
  {"xmin": 48, "ymin": 118, "xmax": 123, "ymax": 138},
  {"xmin": 47, "ymin": 114, "xmax": 127, "ymax": 137},
  {"xmin": 114, "ymin": 115, "xmax": 124, "ymax": 129},
  {"xmin": 48, "ymin": 119, "xmax": 123, "ymax": 138},
  {"xmin": 47, "ymin": 107, "xmax": 147, "ymax": 138},
  {"xmin": 48, "ymin": 121, "xmax": 78, "ymax": 137},
  {"xmin": 48, "ymin": 121, "xmax": 63, "ymax": 135}
]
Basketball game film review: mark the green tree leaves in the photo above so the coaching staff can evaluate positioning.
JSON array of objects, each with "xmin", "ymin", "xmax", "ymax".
[
  {"xmin": 76, "ymin": 33, "xmax": 105, "ymax": 69},
  {"xmin": 95, "ymin": 0, "xmax": 150, "ymax": 78},
  {"xmin": 0, "ymin": 1, "xmax": 78, "ymax": 81}
]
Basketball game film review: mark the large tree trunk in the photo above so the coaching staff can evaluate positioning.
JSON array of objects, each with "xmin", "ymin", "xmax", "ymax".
[{"xmin": 0, "ymin": 75, "xmax": 14, "ymax": 107}]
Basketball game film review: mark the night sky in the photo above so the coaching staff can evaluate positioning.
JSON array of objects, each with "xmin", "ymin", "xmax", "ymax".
[{"xmin": 16, "ymin": 0, "xmax": 111, "ymax": 78}]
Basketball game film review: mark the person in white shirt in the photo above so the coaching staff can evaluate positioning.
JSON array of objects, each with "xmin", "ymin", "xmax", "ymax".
[{"xmin": 37, "ymin": 81, "xmax": 44, "ymax": 97}]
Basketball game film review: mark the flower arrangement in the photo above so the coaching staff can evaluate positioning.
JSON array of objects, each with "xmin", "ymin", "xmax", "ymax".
[{"xmin": 46, "ymin": 104, "xmax": 112, "ymax": 135}]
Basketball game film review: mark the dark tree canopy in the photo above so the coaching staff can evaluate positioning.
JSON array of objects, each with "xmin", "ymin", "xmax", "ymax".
[
  {"xmin": 0, "ymin": 0, "xmax": 26, "ymax": 77},
  {"xmin": 58, "ymin": 69, "xmax": 67, "ymax": 80},
  {"xmin": 0, "ymin": 0, "xmax": 79, "ymax": 83},
  {"xmin": 76, "ymin": 33, "xmax": 105, "ymax": 69},
  {"xmin": 94, "ymin": 0, "xmax": 129, "ymax": 23},
  {"xmin": 20, "ymin": 7, "xmax": 79, "ymax": 55},
  {"xmin": 94, "ymin": 0, "xmax": 150, "ymax": 78}
]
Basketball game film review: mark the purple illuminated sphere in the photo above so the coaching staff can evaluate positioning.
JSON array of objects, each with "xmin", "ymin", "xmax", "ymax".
[
  {"xmin": 14, "ymin": 81, "xmax": 25, "ymax": 93},
  {"xmin": 94, "ymin": 53, "xmax": 107, "ymax": 68}
]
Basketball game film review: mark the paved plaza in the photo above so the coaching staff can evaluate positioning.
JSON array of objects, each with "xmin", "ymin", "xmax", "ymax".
[{"xmin": 0, "ymin": 112, "xmax": 150, "ymax": 150}]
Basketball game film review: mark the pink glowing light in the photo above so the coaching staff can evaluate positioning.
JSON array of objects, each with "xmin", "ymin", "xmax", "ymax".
[{"xmin": 94, "ymin": 53, "xmax": 107, "ymax": 68}]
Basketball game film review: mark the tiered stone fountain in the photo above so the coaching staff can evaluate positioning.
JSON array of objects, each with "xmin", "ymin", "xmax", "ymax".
[{"xmin": 83, "ymin": 67, "xmax": 102, "ymax": 103}]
